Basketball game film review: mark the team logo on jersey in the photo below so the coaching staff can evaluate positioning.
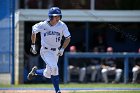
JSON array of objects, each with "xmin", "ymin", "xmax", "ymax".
[{"xmin": 44, "ymin": 31, "xmax": 60, "ymax": 36}]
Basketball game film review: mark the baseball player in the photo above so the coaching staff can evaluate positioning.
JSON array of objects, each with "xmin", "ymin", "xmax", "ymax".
[
  {"xmin": 27, "ymin": 7, "xmax": 71, "ymax": 93},
  {"xmin": 86, "ymin": 47, "xmax": 102, "ymax": 82},
  {"xmin": 132, "ymin": 48, "xmax": 140, "ymax": 83},
  {"xmin": 101, "ymin": 47, "xmax": 122, "ymax": 83},
  {"xmin": 67, "ymin": 46, "xmax": 86, "ymax": 83}
]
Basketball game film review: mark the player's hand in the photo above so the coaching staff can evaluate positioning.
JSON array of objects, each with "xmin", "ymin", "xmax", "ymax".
[
  {"xmin": 57, "ymin": 48, "xmax": 64, "ymax": 56},
  {"xmin": 30, "ymin": 44, "xmax": 37, "ymax": 54}
]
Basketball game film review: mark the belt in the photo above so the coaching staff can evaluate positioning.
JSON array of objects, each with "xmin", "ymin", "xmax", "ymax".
[{"xmin": 44, "ymin": 47, "xmax": 56, "ymax": 51}]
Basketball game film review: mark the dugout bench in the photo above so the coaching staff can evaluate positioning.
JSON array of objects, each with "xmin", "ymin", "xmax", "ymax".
[{"xmin": 63, "ymin": 52, "xmax": 140, "ymax": 83}]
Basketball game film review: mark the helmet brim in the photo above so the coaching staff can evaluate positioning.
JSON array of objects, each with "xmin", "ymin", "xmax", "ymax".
[{"xmin": 48, "ymin": 14, "xmax": 62, "ymax": 16}]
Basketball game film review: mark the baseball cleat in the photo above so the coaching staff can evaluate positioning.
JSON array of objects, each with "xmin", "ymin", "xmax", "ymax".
[
  {"xmin": 27, "ymin": 66, "xmax": 38, "ymax": 80},
  {"xmin": 57, "ymin": 90, "xmax": 61, "ymax": 93}
]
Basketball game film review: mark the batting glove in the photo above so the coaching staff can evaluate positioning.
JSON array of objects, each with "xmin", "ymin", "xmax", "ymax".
[
  {"xmin": 57, "ymin": 48, "xmax": 64, "ymax": 56},
  {"xmin": 30, "ymin": 44, "xmax": 37, "ymax": 54}
]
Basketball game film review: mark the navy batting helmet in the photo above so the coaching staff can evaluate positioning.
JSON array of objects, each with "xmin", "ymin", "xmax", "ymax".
[{"xmin": 48, "ymin": 7, "xmax": 62, "ymax": 20}]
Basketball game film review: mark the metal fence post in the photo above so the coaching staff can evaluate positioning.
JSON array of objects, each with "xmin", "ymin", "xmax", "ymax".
[
  {"xmin": 64, "ymin": 53, "xmax": 68, "ymax": 83},
  {"xmin": 11, "ymin": 0, "xmax": 15, "ymax": 85},
  {"xmin": 124, "ymin": 56, "xmax": 129, "ymax": 83}
]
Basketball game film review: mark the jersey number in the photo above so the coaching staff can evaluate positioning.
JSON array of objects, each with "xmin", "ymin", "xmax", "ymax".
[
  {"xmin": 56, "ymin": 37, "xmax": 60, "ymax": 42},
  {"xmin": 44, "ymin": 33, "xmax": 60, "ymax": 42}
]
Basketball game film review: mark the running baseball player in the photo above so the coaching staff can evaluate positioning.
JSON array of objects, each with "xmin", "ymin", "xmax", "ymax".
[{"xmin": 27, "ymin": 7, "xmax": 71, "ymax": 93}]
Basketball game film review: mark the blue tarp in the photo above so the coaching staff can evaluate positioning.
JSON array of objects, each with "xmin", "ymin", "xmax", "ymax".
[{"xmin": 0, "ymin": 0, "xmax": 12, "ymax": 73}]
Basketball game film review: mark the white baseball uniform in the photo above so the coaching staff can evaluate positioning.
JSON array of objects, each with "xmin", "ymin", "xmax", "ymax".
[{"xmin": 32, "ymin": 19, "xmax": 71, "ymax": 78}]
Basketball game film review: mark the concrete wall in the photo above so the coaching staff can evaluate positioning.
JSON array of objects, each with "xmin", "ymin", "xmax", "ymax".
[
  {"xmin": 14, "ymin": 21, "xmax": 24, "ymax": 84},
  {"xmin": 0, "ymin": 73, "xmax": 11, "ymax": 85}
]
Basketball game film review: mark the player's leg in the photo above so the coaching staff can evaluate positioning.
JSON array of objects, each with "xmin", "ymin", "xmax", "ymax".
[
  {"xmin": 67, "ymin": 65, "xmax": 75, "ymax": 82},
  {"xmin": 101, "ymin": 68, "xmax": 108, "ymax": 83},
  {"xmin": 89, "ymin": 66, "xmax": 97, "ymax": 82},
  {"xmin": 41, "ymin": 56, "xmax": 61, "ymax": 93},
  {"xmin": 51, "ymin": 75, "xmax": 60, "ymax": 93},
  {"xmin": 35, "ymin": 69, "xmax": 45, "ymax": 75},
  {"xmin": 91, "ymin": 70, "xmax": 97, "ymax": 82},
  {"xmin": 114, "ymin": 69, "xmax": 122, "ymax": 83},
  {"xmin": 40, "ymin": 48, "xmax": 61, "ymax": 93},
  {"xmin": 49, "ymin": 50, "xmax": 61, "ymax": 93},
  {"xmin": 50, "ymin": 64, "xmax": 61, "ymax": 92},
  {"xmin": 132, "ymin": 66, "xmax": 140, "ymax": 83},
  {"xmin": 27, "ymin": 66, "xmax": 38, "ymax": 80},
  {"xmin": 40, "ymin": 48, "xmax": 52, "ymax": 78},
  {"xmin": 79, "ymin": 67, "xmax": 86, "ymax": 82},
  {"xmin": 27, "ymin": 47, "xmax": 47, "ymax": 80},
  {"xmin": 86, "ymin": 66, "xmax": 97, "ymax": 82},
  {"xmin": 49, "ymin": 65, "xmax": 61, "ymax": 93}
]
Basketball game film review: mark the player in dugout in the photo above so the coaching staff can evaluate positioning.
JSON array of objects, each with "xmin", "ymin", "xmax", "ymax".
[
  {"xmin": 132, "ymin": 48, "xmax": 140, "ymax": 83},
  {"xmin": 101, "ymin": 47, "xmax": 123, "ymax": 83}
]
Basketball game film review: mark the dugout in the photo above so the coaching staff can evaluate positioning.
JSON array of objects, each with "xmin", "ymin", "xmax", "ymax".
[
  {"xmin": 1, "ymin": 0, "xmax": 140, "ymax": 85},
  {"xmin": 14, "ymin": 9, "xmax": 140, "ymax": 84}
]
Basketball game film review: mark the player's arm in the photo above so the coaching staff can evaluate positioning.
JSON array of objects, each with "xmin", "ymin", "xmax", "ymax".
[
  {"xmin": 30, "ymin": 22, "xmax": 43, "ymax": 54},
  {"xmin": 30, "ymin": 33, "xmax": 37, "ymax": 54},
  {"xmin": 61, "ymin": 37, "xmax": 71, "ymax": 49},
  {"xmin": 61, "ymin": 24, "xmax": 71, "ymax": 49},
  {"xmin": 58, "ymin": 37, "xmax": 71, "ymax": 56},
  {"xmin": 30, "ymin": 22, "xmax": 41, "ymax": 54},
  {"xmin": 31, "ymin": 33, "xmax": 36, "ymax": 44},
  {"xmin": 58, "ymin": 23, "xmax": 71, "ymax": 56}
]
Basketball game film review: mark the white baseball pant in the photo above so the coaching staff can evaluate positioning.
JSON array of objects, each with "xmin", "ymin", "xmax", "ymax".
[{"xmin": 40, "ymin": 47, "xmax": 59, "ymax": 78}]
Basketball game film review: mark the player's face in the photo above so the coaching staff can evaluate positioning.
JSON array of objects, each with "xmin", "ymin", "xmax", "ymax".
[
  {"xmin": 52, "ymin": 16, "xmax": 60, "ymax": 22},
  {"xmin": 50, "ymin": 16, "xmax": 60, "ymax": 26}
]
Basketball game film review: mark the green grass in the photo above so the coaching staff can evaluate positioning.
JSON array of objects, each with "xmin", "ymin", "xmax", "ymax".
[
  {"xmin": 59, "ymin": 83, "xmax": 140, "ymax": 88},
  {"xmin": 0, "ymin": 83, "xmax": 139, "ymax": 93},
  {"xmin": 0, "ymin": 83, "xmax": 140, "ymax": 88}
]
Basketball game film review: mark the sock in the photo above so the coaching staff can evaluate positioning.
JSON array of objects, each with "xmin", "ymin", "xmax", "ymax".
[
  {"xmin": 51, "ymin": 75, "xmax": 60, "ymax": 93},
  {"xmin": 35, "ymin": 69, "xmax": 45, "ymax": 76}
]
